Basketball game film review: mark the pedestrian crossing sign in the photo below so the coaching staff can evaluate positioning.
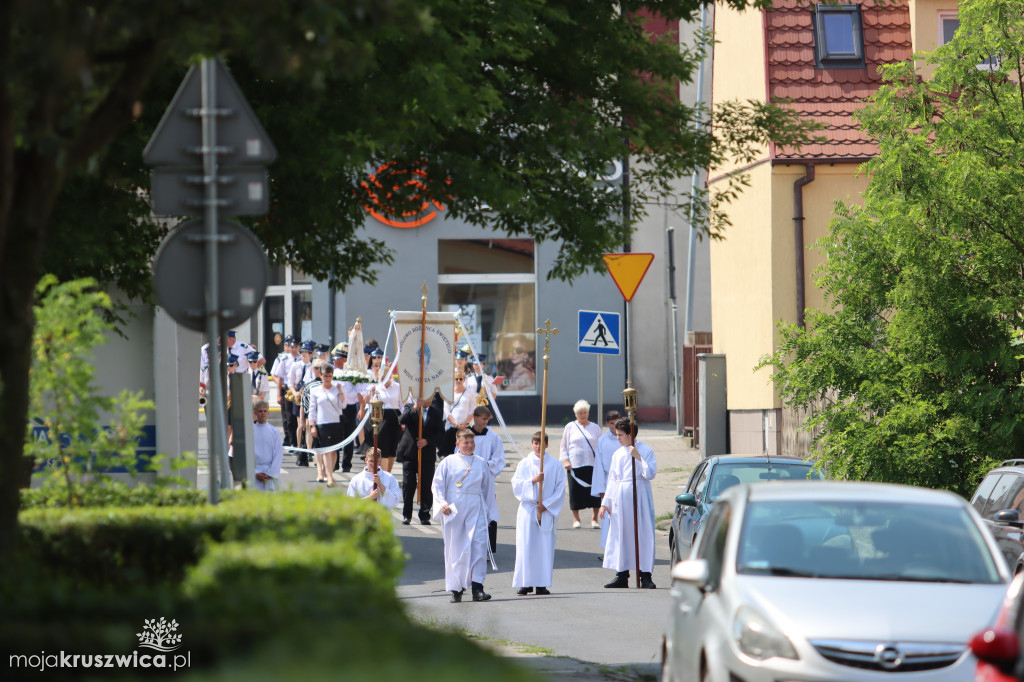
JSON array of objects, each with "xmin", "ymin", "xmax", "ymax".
[{"xmin": 578, "ymin": 310, "xmax": 620, "ymax": 355}]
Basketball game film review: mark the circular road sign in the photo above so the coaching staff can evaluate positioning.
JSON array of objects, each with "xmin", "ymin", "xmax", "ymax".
[{"xmin": 153, "ymin": 219, "xmax": 269, "ymax": 331}]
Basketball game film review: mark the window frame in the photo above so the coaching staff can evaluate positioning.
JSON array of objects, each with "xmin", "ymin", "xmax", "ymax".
[{"xmin": 812, "ymin": 3, "xmax": 866, "ymax": 70}]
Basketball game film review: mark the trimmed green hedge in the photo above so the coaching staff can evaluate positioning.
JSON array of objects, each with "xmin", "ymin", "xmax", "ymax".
[
  {"xmin": 20, "ymin": 483, "xmax": 208, "ymax": 510},
  {"xmin": 3, "ymin": 491, "xmax": 530, "ymax": 681},
  {"xmin": 16, "ymin": 491, "xmax": 401, "ymax": 588}
]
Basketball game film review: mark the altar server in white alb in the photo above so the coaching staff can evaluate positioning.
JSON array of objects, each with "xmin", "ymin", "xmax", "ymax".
[
  {"xmin": 470, "ymin": 406, "xmax": 505, "ymax": 555},
  {"xmin": 347, "ymin": 447, "xmax": 401, "ymax": 511},
  {"xmin": 432, "ymin": 429, "xmax": 497, "ymax": 603},
  {"xmin": 511, "ymin": 432, "xmax": 565, "ymax": 595},
  {"xmin": 600, "ymin": 417, "xmax": 657, "ymax": 589},
  {"xmin": 590, "ymin": 409, "xmax": 622, "ymax": 557},
  {"xmin": 252, "ymin": 400, "xmax": 283, "ymax": 491}
]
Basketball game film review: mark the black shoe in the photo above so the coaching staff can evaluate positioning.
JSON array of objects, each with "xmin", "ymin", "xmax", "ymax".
[
  {"xmin": 516, "ymin": 587, "xmax": 532, "ymax": 596},
  {"xmin": 402, "ymin": 518, "xmax": 412, "ymax": 525},
  {"xmin": 640, "ymin": 572, "xmax": 657, "ymax": 589},
  {"xmin": 535, "ymin": 587, "xmax": 550, "ymax": 595},
  {"xmin": 604, "ymin": 571, "xmax": 629, "ymax": 589},
  {"xmin": 420, "ymin": 518, "xmax": 431, "ymax": 526},
  {"xmin": 597, "ymin": 555, "xmax": 603, "ymax": 561},
  {"xmin": 450, "ymin": 590, "xmax": 463, "ymax": 603},
  {"xmin": 342, "ymin": 467, "xmax": 351, "ymax": 473},
  {"xmin": 471, "ymin": 582, "xmax": 491, "ymax": 602}
]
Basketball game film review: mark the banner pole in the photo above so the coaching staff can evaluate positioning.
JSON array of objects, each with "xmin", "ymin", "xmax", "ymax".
[
  {"xmin": 536, "ymin": 320, "xmax": 559, "ymax": 525},
  {"xmin": 417, "ymin": 283, "xmax": 427, "ymax": 505}
]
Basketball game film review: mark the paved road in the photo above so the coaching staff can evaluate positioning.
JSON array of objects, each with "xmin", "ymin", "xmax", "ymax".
[{"xmin": 198, "ymin": 416, "xmax": 702, "ymax": 677}]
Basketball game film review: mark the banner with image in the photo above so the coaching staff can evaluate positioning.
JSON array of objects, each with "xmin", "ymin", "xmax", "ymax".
[{"xmin": 392, "ymin": 311, "xmax": 459, "ymax": 403}]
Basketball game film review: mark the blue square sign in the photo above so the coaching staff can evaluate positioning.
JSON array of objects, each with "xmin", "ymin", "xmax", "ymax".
[{"xmin": 578, "ymin": 310, "xmax": 620, "ymax": 355}]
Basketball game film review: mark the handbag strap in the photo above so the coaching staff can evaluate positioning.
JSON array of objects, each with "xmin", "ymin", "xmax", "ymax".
[{"xmin": 573, "ymin": 421, "xmax": 597, "ymax": 457}]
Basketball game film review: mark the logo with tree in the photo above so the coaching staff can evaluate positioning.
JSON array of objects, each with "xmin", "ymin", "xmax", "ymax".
[{"xmin": 136, "ymin": 617, "xmax": 183, "ymax": 652}]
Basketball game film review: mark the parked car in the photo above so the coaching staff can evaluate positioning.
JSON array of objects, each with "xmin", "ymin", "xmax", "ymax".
[
  {"xmin": 661, "ymin": 481, "xmax": 1009, "ymax": 682},
  {"xmin": 971, "ymin": 460, "xmax": 1024, "ymax": 574},
  {"xmin": 668, "ymin": 455, "xmax": 823, "ymax": 564},
  {"xmin": 969, "ymin": 572, "xmax": 1024, "ymax": 681}
]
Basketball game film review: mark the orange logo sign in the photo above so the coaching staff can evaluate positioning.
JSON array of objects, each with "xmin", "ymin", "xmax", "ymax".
[{"xmin": 361, "ymin": 162, "xmax": 445, "ymax": 228}]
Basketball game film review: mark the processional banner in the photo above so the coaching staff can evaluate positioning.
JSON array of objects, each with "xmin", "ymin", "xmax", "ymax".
[{"xmin": 391, "ymin": 311, "xmax": 459, "ymax": 403}]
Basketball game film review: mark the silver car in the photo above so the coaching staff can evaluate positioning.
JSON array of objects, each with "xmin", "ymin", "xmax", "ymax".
[{"xmin": 661, "ymin": 481, "xmax": 1009, "ymax": 682}]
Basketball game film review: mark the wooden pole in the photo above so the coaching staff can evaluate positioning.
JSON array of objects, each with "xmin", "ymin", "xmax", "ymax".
[
  {"xmin": 370, "ymin": 397, "xmax": 383, "ymax": 492},
  {"xmin": 536, "ymin": 320, "xmax": 559, "ymax": 525},
  {"xmin": 623, "ymin": 379, "xmax": 640, "ymax": 588},
  {"xmin": 417, "ymin": 283, "xmax": 427, "ymax": 504}
]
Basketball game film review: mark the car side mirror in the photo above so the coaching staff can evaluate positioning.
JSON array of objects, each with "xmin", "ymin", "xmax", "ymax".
[
  {"xmin": 969, "ymin": 627, "xmax": 1020, "ymax": 670},
  {"xmin": 675, "ymin": 492, "xmax": 697, "ymax": 507},
  {"xmin": 994, "ymin": 509, "xmax": 1023, "ymax": 525},
  {"xmin": 671, "ymin": 558, "xmax": 710, "ymax": 589}
]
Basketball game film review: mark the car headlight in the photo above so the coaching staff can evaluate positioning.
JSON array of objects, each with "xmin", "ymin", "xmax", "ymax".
[{"xmin": 733, "ymin": 605, "xmax": 799, "ymax": 661}]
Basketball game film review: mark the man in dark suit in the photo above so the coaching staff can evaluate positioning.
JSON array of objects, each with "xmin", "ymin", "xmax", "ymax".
[{"xmin": 397, "ymin": 392, "xmax": 445, "ymax": 525}]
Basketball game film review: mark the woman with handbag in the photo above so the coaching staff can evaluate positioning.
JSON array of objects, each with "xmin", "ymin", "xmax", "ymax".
[{"xmin": 558, "ymin": 399, "xmax": 603, "ymax": 529}]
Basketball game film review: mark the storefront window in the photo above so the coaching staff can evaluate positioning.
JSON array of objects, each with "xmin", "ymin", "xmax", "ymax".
[
  {"xmin": 438, "ymin": 239, "xmax": 537, "ymax": 393},
  {"xmin": 292, "ymin": 290, "xmax": 313, "ymax": 342}
]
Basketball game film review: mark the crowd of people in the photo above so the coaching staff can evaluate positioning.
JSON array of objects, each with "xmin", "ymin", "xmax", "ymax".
[{"xmin": 203, "ymin": 333, "xmax": 658, "ymax": 599}]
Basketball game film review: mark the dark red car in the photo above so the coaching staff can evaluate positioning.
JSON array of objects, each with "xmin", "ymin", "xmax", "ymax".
[{"xmin": 971, "ymin": 573, "xmax": 1024, "ymax": 681}]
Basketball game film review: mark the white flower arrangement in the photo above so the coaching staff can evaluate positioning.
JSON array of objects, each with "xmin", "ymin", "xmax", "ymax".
[{"xmin": 334, "ymin": 368, "xmax": 374, "ymax": 385}]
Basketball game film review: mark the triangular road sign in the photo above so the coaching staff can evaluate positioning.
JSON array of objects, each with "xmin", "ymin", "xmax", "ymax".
[
  {"xmin": 602, "ymin": 253, "xmax": 654, "ymax": 302},
  {"xmin": 144, "ymin": 57, "xmax": 277, "ymax": 167}
]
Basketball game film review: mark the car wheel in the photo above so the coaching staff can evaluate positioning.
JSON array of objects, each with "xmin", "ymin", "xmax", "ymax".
[{"xmin": 669, "ymin": 528, "xmax": 675, "ymax": 555}]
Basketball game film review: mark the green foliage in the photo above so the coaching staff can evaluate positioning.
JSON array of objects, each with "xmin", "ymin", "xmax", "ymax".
[
  {"xmin": 24, "ymin": 276, "xmax": 189, "ymax": 506},
  {"xmin": 20, "ymin": 483, "xmax": 206, "ymax": 510},
  {"xmin": 759, "ymin": 0, "xmax": 1024, "ymax": 497},
  {"xmin": 16, "ymin": 491, "xmax": 401, "ymax": 588},
  {"xmin": 39, "ymin": 0, "xmax": 821, "ymax": 293}
]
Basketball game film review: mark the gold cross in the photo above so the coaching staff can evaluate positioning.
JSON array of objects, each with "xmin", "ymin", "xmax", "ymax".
[{"xmin": 536, "ymin": 319, "xmax": 559, "ymax": 357}]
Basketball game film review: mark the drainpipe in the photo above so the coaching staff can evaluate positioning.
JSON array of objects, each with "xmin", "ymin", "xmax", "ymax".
[{"xmin": 793, "ymin": 165, "xmax": 815, "ymax": 329}]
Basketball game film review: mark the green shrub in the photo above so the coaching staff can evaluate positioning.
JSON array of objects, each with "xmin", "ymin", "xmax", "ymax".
[
  {"xmin": 20, "ymin": 483, "xmax": 208, "ymax": 510},
  {"xmin": 16, "ymin": 492, "xmax": 401, "ymax": 588}
]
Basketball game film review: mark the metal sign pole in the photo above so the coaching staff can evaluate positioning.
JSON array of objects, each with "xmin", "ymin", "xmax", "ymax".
[
  {"xmin": 598, "ymin": 355, "xmax": 603, "ymax": 424},
  {"xmin": 201, "ymin": 58, "xmax": 229, "ymax": 498}
]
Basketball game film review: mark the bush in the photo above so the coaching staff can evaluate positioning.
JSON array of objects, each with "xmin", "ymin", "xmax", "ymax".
[
  {"xmin": 20, "ymin": 483, "xmax": 208, "ymax": 510},
  {"xmin": 4, "ymin": 492, "xmax": 528, "ymax": 682},
  {"xmin": 16, "ymin": 492, "xmax": 401, "ymax": 588}
]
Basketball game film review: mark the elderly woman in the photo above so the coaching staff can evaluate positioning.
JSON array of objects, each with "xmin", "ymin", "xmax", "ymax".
[{"xmin": 559, "ymin": 399, "xmax": 603, "ymax": 528}]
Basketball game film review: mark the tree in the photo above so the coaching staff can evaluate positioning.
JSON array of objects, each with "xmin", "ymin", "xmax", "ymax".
[
  {"xmin": 760, "ymin": 0, "xmax": 1024, "ymax": 497},
  {"xmin": 1, "ymin": 0, "xmax": 816, "ymax": 556}
]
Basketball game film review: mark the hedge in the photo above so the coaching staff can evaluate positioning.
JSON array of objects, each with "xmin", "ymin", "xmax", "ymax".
[{"xmin": 3, "ymin": 491, "xmax": 530, "ymax": 681}]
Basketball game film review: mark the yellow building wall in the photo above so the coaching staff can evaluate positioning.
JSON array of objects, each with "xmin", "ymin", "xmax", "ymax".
[
  {"xmin": 709, "ymin": 162, "xmax": 777, "ymax": 409},
  {"xmin": 910, "ymin": 0, "xmax": 960, "ymax": 79},
  {"xmin": 711, "ymin": 163, "xmax": 870, "ymax": 411},
  {"xmin": 712, "ymin": 2, "xmax": 769, "ymax": 176}
]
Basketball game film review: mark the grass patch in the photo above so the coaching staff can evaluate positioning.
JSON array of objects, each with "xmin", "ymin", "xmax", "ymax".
[
  {"xmin": 655, "ymin": 511, "xmax": 673, "ymax": 531},
  {"xmin": 659, "ymin": 466, "xmax": 686, "ymax": 474}
]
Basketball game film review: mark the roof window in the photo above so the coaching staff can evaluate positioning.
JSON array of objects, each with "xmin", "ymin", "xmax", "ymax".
[{"xmin": 813, "ymin": 4, "xmax": 865, "ymax": 69}]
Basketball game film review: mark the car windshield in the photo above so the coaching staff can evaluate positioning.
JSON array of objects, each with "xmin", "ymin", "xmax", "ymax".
[
  {"xmin": 735, "ymin": 500, "xmax": 1003, "ymax": 584},
  {"xmin": 707, "ymin": 463, "xmax": 822, "ymax": 502}
]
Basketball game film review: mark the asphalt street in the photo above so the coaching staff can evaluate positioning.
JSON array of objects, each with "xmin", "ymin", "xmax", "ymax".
[{"xmin": 198, "ymin": 416, "xmax": 702, "ymax": 678}]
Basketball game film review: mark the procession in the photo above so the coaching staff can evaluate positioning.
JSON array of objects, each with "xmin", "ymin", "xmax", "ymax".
[{"xmin": 197, "ymin": 306, "xmax": 660, "ymax": 603}]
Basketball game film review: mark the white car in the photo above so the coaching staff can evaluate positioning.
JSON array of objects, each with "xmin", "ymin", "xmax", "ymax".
[{"xmin": 661, "ymin": 481, "xmax": 1010, "ymax": 682}]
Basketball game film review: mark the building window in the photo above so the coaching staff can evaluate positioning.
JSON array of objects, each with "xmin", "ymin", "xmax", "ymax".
[
  {"xmin": 938, "ymin": 11, "xmax": 959, "ymax": 46},
  {"xmin": 812, "ymin": 4, "xmax": 865, "ymax": 69},
  {"xmin": 259, "ymin": 266, "xmax": 313, "ymax": 368},
  {"xmin": 938, "ymin": 11, "xmax": 999, "ymax": 70},
  {"xmin": 438, "ymin": 239, "xmax": 537, "ymax": 393}
]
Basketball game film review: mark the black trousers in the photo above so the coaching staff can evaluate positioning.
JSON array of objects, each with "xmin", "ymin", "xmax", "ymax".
[
  {"xmin": 281, "ymin": 400, "xmax": 297, "ymax": 447},
  {"xmin": 402, "ymin": 454, "xmax": 436, "ymax": 522},
  {"xmin": 341, "ymin": 404, "xmax": 358, "ymax": 470}
]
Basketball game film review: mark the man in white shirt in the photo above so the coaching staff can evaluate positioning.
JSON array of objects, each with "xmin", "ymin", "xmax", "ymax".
[
  {"xmin": 252, "ymin": 400, "xmax": 283, "ymax": 491},
  {"xmin": 270, "ymin": 335, "xmax": 299, "ymax": 447}
]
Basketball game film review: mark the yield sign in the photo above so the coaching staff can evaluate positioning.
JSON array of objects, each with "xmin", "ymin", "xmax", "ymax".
[{"xmin": 602, "ymin": 253, "xmax": 654, "ymax": 302}]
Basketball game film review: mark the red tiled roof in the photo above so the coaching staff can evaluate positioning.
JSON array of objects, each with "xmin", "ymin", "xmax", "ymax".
[{"xmin": 766, "ymin": 0, "xmax": 911, "ymax": 161}]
